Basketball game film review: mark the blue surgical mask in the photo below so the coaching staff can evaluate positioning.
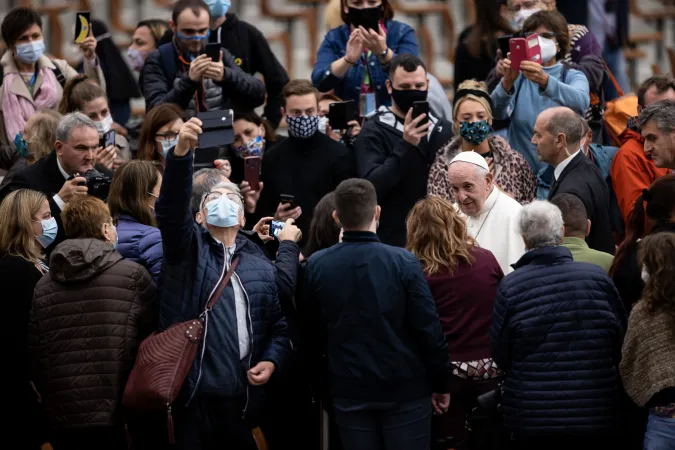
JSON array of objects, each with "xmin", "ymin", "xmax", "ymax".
[
  {"xmin": 36, "ymin": 217, "xmax": 58, "ymax": 249},
  {"xmin": 161, "ymin": 138, "xmax": 178, "ymax": 159},
  {"xmin": 15, "ymin": 40, "xmax": 46, "ymax": 64},
  {"xmin": 204, "ymin": 0, "xmax": 231, "ymax": 17},
  {"xmin": 206, "ymin": 195, "xmax": 240, "ymax": 228},
  {"xmin": 177, "ymin": 29, "xmax": 211, "ymax": 42}
]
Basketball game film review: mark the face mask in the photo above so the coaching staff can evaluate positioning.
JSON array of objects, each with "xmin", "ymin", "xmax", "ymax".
[
  {"xmin": 15, "ymin": 40, "xmax": 46, "ymax": 64},
  {"xmin": 204, "ymin": 0, "xmax": 231, "ymax": 17},
  {"xmin": 287, "ymin": 115, "xmax": 320, "ymax": 139},
  {"xmin": 14, "ymin": 132, "xmax": 29, "ymax": 158},
  {"xmin": 391, "ymin": 88, "xmax": 428, "ymax": 114},
  {"xmin": 460, "ymin": 120, "xmax": 491, "ymax": 146},
  {"xmin": 94, "ymin": 115, "xmax": 113, "ymax": 135},
  {"xmin": 513, "ymin": 8, "xmax": 540, "ymax": 28},
  {"xmin": 206, "ymin": 195, "xmax": 241, "ymax": 228},
  {"xmin": 232, "ymin": 135, "xmax": 264, "ymax": 159},
  {"xmin": 160, "ymin": 138, "xmax": 177, "ymax": 159},
  {"xmin": 539, "ymin": 36, "xmax": 557, "ymax": 63},
  {"xmin": 177, "ymin": 30, "xmax": 211, "ymax": 42},
  {"xmin": 641, "ymin": 266, "xmax": 649, "ymax": 283},
  {"xmin": 347, "ymin": 6, "xmax": 382, "ymax": 30},
  {"xmin": 318, "ymin": 116, "xmax": 329, "ymax": 134},
  {"xmin": 36, "ymin": 217, "xmax": 58, "ymax": 248},
  {"xmin": 127, "ymin": 47, "xmax": 146, "ymax": 71}
]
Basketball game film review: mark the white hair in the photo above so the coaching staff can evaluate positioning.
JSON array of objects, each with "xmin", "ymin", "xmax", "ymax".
[
  {"xmin": 518, "ymin": 200, "xmax": 564, "ymax": 249},
  {"xmin": 56, "ymin": 112, "xmax": 97, "ymax": 142}
]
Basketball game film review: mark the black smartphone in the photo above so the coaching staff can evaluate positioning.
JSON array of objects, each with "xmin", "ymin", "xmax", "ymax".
[
  {"xmin": 279, "ymin": 194, "xmax": 296, "ymax": 209},
  {"xmin": 193, "ymin": 147, "xmax": 220, "ymax": 169},
  {"xmin": 270, "ymin": 220, "xmax": 285, "ymax": 239},
  {"xmin": 412, "ymin": 101, "xmax": 430, "ymax": 127},
  {"xmin": 498, "ymin": 36, "xmax": 512, "ymax": 58},
  {"xmin": 328, "ymin": 100, "xmax": 357, "ymax": 130},
  {"xmin": 197, "ymin": 110, "xmax": 234, "ymax": 149},
  {"xmin": 205, "ymin": 42, "xmax": 220, "ymax": 61},
  {"xmin": 100, "ymin": 129, "xmax": 115, "ymax": 149},
  {"xmin": 353, "ymin": 7, "xmax": 381, "ymax": 32},
  {"xmin": 74, "ymin": 11, "xmax": 91, "ymax": 44}
]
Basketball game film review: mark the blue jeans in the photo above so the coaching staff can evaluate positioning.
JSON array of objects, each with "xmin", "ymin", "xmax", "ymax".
[
  {"xmin": 644, "ymin": 413, "xmax": 675, "ymax": 450},
  {"xmin": 333, "ymin": 397, "xmax": 432, "ymax": 450}
]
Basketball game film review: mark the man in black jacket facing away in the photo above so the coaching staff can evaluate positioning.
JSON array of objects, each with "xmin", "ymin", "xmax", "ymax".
[
  {"xmin": 534, "ymin": 107, "xmax": 615, "ymax": 254},
  {"xmin": 304, "ymin": 178, "xmax": 451, "ymax": 450},
  {"xmin": 355, "ymin": 54, "xmax": 453, "ymax": 247}
]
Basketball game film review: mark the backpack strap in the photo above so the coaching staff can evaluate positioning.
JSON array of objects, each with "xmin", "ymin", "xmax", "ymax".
[
  {"xmin": 51, "ymin": 64, "xmax": 66, "ymax": 88},
  {"xmin": 158, "ymin": 42, "xmax": 178, "ymax": 84},
  {"xmin": 204, "ymin": 256, "xmax": 239, "ymax": 312}
]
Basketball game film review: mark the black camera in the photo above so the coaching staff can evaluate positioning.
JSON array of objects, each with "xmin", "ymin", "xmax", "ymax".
[{"xmin": 77, "ymin": 169, "xmax": 112, "ymax": 200}]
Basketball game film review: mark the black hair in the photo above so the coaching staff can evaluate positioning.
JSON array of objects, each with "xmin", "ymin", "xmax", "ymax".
[
  {"xmin": 233, "ymin": 110, "xmax": 278, "ymax": 144},
  {"xmin": 389, "ymin": 54, "xmax": 427, "ymax": 80},
  {"xmin": 467, "ymin": 0, "xmax": 514, "ymax": 59},
  {"xmin": 334, "ymin": 179, "xmax": 377, "ymax": 230},
  {"xmin": 550, "ymin": 193, "xmax": 588, "ymax": 237},
  {"xmin": 1, "ymin": 7, "xmax": 42, "ymax": 47},
  {"xmin": 303, "ymin": 192, "xmax": 340, "ymax": 258}
]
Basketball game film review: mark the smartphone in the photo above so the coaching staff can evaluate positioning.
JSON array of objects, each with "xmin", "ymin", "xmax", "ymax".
[
  {"xmin": 100, "ymin": 129, "xmax": 115, "ymax": 149},
  {"xmin": 197, "ymin": 110, "xmax": 234, "ymax": 149},
  {"xmin": 328, "ymin": 100, "xmax": 357, "ymax": 130},
  {"xmin": 279, "ymin": 194, "xmax": 296, "ymax": 210},
  {"xmin": 244, "ymin": 156, "xmax": 260, "ymax": 188},
  {"xmin": 498, "ymin": 36, "xmax": 512, "ymax": 58},
  {"xmin": 205, "ymin": 42, "xmax": 220, "ymax": 61},
  {"xmin": 412, "ymin": 101, "xmax": 430, "ymax": 127},
  {"xmin": 270, "ymin": 220, "xmax": 285, "ymax": 239},
  {"xmin": 193, "ymin": 147, "xmax": 220, "ymax": 169},
  {"xmin": 353, "ymin": 7, "xmax": 381, "ymax": 32},
  {"xmin": 74, "ymin": 12, "xmax": 91, "ymax": 44},
  {"xmin": 509, "ymin": 33, "xmax": 541, "ymax": 70}
]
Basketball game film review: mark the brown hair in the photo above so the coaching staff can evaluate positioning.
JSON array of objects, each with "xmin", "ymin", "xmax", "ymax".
[
  {"xmin": 334, "ymin": 178, "xmax": 377, "ymax": 230},
  {"xmin": 172, "ymin": 0, "xmax": 210, "ymax": 23},
  {"xmin": 467, "ymin": 0, "xmax": 514, "ymax": 59},
  {"xmin": 108, "ymin": 161, "xmax": 160, "ymax": 227},
  {"xmin": 0, "ymin": 189, "xmax": 46, "ymax": 263},
  {"xmin": 62, "ymin": 196, "xmax": 110, "ymax": 240},
  {"xmin": 24, "ymin": 110, "xmax": 62, "ymax": 163},
  {"xmin": 282, "ymin": 80, "xmax": 320, "ymax": 108},
  {"xmin": 339, "ymin": 0, "xmax": 394, "ymax": 25},
  {"xmin": 522, "ymin": 10, "xmax": 570, "ymax": 60},
  {"xmin": 233, "ymin": 110, "xmax": 279, "ymax": 144},
  {"xmin": 58, "ymin": 75, "xmax": 106, "ymax": 115},
  {"xmin": 406, "ymin": 196, "xmax": 476, "ymax": 275},
  {"xmin": 136, "ymin": 19, "xmax": 170, "ymax": 48},
  {"xmin": 319, "ymin": 93, "xmax": 343, "ymax": 104},
  {"xmin": 138, "ymin": 103, "xmax": 185, "ymax": 162},
  {"xmin": 639, "ymin": 232, "xmax": 675, "ymax": 316},
  {"xmin": 637, "ymin": 75, "xmax": 675, "ymax": 107}
]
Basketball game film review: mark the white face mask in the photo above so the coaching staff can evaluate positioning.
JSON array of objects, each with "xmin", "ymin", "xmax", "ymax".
[
  {"xmin": 539, "ymin": 36, "xmax": 558, "ymax": 63},
  {"xmin": 318, "ymin": 116, "xmax": 329, "ymax": 134},
  {"xmin": 513, "ymin": 8, "xmax": 541, "ymax": 28},
  {"xmin": 94, "ymin": 115, "xmax": 113, "ymax": 135}
]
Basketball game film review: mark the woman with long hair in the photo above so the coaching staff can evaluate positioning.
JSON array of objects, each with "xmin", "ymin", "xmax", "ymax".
[
  {"xmin": 610, "ymin": 174, "xmax": 675, "ymax": 312},
  {"xmin": 137, "ymin": 103, "xmax": 184, "ymax": 167},
  {"xmin": 108, "ymin": 160, "xmax": 163, "ymax": 282},
  {"xmin": 621, "ymin": 232, "xmax": 675, "ymax": 450},
  {"xmin": 406, "ymin": 196, "xmax": 503, "ymax": 449},
  {"xmin": 303, "ymin": 192, "xmax": 340, "ymax": 259},
  {"xmin": 127, "ymin": 19, "xmax": 170, "ymax": 73}
]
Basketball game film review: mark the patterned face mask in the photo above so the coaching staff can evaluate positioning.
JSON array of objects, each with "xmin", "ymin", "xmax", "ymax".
[
  {"xmin": 14, "ymin": 132, "xmax": 29, "ymax": 158},
  {"xmin": 232, "ymin": 135, "xmax": 265, "ymax": 159},
  {"xmin": 459, "ymin": 120, "xmax": 491, "ymax": 146},
  {"xmin": 286, "ymin": 115, "xmax": 319, "ymax": 139}
]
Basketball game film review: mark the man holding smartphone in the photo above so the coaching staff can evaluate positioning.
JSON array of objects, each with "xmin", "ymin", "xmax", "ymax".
[{"xmin": 354, "ymin": 54, "xmax": 453, "ymax": 247}]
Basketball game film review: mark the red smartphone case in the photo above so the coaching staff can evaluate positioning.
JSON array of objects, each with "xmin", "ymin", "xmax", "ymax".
[{"xmin": 509, "ymin": 33, "xmax": 541, "ymax": 70}]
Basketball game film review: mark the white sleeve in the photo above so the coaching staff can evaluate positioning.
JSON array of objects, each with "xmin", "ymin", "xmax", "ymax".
[{"xmin": 53, "ymin": 194, "xmax": 65, "ymax": 211}]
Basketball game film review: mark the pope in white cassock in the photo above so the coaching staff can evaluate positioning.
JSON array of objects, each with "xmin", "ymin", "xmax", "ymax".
[{"xmin": 447, "ymin": 151, "xmax": 526, "ymax": 274}]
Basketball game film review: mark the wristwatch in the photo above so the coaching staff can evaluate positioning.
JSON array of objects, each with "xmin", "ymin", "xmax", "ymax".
[{"xmin": 377, "ymin": 48, "xmax": 390, "ymax": 61}]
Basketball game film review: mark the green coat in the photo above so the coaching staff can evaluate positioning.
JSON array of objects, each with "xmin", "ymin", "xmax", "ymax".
[{"xmin": 563, "ymin": 237, "xmax": 614, "ymax": 273}]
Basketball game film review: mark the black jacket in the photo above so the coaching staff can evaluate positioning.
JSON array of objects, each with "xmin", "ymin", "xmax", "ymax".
[
  {"xmin": 548, "ymin": 152, "xmax": 615, "ymax": 255},
  {"xmin": 303, "ymin": 231, "xmax": 451, "ymax": 402},
  {"xmin": 6, "ymin": 152, "xmax": 112, "ymax": 254},
  {"xmin": 453, "ymin": 26, "xmax": 498, "ymax": 92},
  {"xmin": 255, "ymin": 132, "xmax": 354, "ymax": 240},
  {"xmin": 355, "ymin": 108, "xmax": 454, "ymax": 247}
]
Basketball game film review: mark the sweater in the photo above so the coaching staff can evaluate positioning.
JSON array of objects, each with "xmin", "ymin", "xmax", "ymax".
[
  {"xmin": 491, "ymin": 63, "xmax": 590, "ymax": 175},
  {"xmin": 620, "ymin": 300, "xmax": 675, "ymax": 408},
  {"xmin": 563, "ymin": 236, "xmax": 613, "ymax": 273}
]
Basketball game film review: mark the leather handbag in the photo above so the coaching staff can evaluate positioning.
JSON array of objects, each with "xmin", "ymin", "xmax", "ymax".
[{"xmin": 123, "ymin": 257, "xmax": 239, "ymax": 443}]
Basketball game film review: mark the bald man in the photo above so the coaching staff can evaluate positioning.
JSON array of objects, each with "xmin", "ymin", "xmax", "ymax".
[{"xmin": 533, "ymin": 107, "xmax": 614, "ymax": 254}]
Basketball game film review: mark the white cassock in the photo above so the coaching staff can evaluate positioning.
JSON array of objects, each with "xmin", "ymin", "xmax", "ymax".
[{"xmin": 457, "ymin": 186, "xmax": 526, "ymax": 274}]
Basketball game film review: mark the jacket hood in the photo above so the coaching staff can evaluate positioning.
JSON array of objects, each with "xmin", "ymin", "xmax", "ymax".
[
  {"xmin": 222, "ymin": 13, "xmax": 239, "ymax": 30},
  {"xmin": 49, "ymin": 239, "xmax": 123, "ymax": 283},
  {"xmin": 620, "ymin": 116, "xmax": 643, "ymax": 145}
]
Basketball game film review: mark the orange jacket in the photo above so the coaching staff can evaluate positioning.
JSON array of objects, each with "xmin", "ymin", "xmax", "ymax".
[{"xmin": 610, "ymin": 122, "xmax": 671, "ymax": 226}]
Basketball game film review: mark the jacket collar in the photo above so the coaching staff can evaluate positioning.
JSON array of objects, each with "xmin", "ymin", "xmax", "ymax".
[
  {"xmin": 373, "ymin": 106, "xmax": 440, "ymax": 135},
  {"xmin": 1, "ymin": 52, "xmax": 57, "ymax": 104},
  {"xmin": 512, "ymin": 245, "xmax": 573, "ymax": 270},
  {"xmin": 341, "ymin": 231, "xmax": 380, "ymax": 243},
  {"xmin": 563, "ymin": 236, "xmax": 589, "ymax": 249}
]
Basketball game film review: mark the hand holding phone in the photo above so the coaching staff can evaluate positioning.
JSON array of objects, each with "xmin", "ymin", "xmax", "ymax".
[
  {"xmin": 328, "ymin": 100, "xmax": 357, "ymax": 130},
  {"xmin": 275, "ymin": 194, "xmax": 301, "ymax": 221},
  {"xmin": 244, "ymin": 156, "xmax": 260, "ymax": 188},
  {"xmin": 411, "ymin": 101, "xmax": 430, "ymax": 127},
  {"xmin": 509, "ymin": 33, "xmax": 541, "ymax": 70}
]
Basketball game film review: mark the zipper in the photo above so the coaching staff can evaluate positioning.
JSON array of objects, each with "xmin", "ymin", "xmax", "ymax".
[{"xmin": 234, "ymin": 270, "xmax": 254, "ymax": 419}]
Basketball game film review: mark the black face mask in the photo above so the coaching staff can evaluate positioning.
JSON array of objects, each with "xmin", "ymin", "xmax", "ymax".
[
  {"xmin": 347, "ymin": 6, "xmax": 382, "ymax": 31},
  {"xmin": 391, "ymin": 88, "xmax": 428, "ymax": 114}
]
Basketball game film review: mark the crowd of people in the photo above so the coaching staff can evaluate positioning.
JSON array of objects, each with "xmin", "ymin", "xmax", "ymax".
[{"xmin": 1, "ymin": 0, "xmax": 675, "ymax": 449}]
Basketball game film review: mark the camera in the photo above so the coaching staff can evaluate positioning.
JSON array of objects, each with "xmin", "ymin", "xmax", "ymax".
[{"xmin": 77, "ymin": 169, "xmax": 112, "ymax": 200}]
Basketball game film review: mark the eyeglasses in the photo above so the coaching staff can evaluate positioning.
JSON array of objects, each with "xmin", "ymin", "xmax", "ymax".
[
  {"xmin": 528, "ymin": 31, "xmax": 556, "ymax": 39},
  {"xmin": 508, "ymin": 0, "xmax": 540, "ymax": 12},
  {"xmin": 155, "ymin": 132, "xmax": 179, "ymax": 142},
  {"xmin": 200, "ymin": 191, "xmax": 243, "ymax": 209}
]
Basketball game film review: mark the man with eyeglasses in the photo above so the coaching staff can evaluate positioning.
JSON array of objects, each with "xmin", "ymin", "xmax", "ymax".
[{"xmin": 7, "ymin": 112, "xmax": 113, "ymax": 254}]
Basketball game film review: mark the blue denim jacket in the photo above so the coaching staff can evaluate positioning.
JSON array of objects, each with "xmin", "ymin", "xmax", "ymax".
[{"xmin": 311, "ymin": 21, "xmax": 419, "ymax": 107}]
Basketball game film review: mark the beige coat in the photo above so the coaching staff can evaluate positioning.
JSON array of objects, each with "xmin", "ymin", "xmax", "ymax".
[{"xmin": 0, "ymin": 51, "xmax": 106, "ymax": 145}]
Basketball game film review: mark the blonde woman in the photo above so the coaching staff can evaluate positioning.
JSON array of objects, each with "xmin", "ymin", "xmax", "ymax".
[
  {"xmin": 428, "ymin": 79, "xmax": 536, "ymax": 204},
  {"xmin": 406, "ymin": 196, "xmax": 503, "ymax": 447}
]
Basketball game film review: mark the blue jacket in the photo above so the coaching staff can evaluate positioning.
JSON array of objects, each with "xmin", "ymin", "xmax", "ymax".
[
  {"xmin": 491, "ymin": 246, "xmax": 627, "ymax": 436},
  {"xmin": 304, "ymin": 231, "xmax": 451, "ymax": 403},
  {"xmin": 156, "ymin": 149, "xmax": 290, "ymax": 404},
  {"xmin": 116, "ymin": 215, "xmax": 163, "ymax": 283},
  {"xmin": 311, "ymin": 21, "xmax": 418, "ymax": 108}
]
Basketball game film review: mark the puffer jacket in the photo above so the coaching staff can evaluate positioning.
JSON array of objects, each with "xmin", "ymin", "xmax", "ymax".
[
  {"xmin": 156, "ymin": 148, "xmax": 290, "ymax": 407},
  {"xmin": 28, "ymin": 239, "xmax": 156, "ymax": 431},
  {"xmin": 116, "ymin": 214, "xmax": 163, "ymax": 283},
  {"xmin": 141, "ymin": 41, "xmax": 265, "ymax": 116},
  {"xmin": 491, "ymin": 246, "xmax": 626, "ymax": 436}
]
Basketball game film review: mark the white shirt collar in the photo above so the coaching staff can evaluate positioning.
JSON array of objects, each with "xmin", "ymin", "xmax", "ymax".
[
  {"xmin": 56, "ymin": 156, "xmax": 71, "ymax": 180},
  {"xmin": 476, "ymin": 185, "xmax": 499, "ymax": 217},
  {"xmin": 554, "ymin": 150, "xmax": 581, "ymax": 181}
]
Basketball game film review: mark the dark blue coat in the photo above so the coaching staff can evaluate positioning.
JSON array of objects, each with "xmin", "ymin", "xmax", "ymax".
[
  {"xmin": 304, "ymin": 231, "xmax": 451, "ymax": 403},
  {"xmin": 491, "ymin": 246, "xmax": 627, "ymax": 436},
  {"xmin": 156, "ymin": 149, "xmax": 290, "ymax": 404},
  {"xmin": 116, "ymin": 215, "xmax": 163, "ymax": 283}
]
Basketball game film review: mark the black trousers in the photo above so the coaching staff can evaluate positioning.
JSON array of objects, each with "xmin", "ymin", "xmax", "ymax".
[{"xmin": 49, "ymin": 426, "xmax": 127, "ymax": 450}]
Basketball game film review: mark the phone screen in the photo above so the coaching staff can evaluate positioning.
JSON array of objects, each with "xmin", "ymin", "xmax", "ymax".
[
  {"xmin": 205, "ymin": 43, "xmax": 220, "ymax": 61},
  {"xmin": 270, "ymin": 220, "xmax": 285, "ymax": 239}
]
